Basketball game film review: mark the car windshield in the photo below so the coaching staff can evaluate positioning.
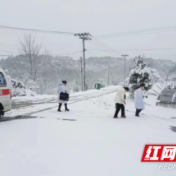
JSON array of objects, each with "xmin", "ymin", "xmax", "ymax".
[{"xmin": 0, "ymin": 72, "xmax": 7, "ymax": 87}]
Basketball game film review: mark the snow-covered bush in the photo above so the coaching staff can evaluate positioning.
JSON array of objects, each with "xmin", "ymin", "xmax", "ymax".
[
  {"xmin": 11, "ymin": 79, "xmax": 26, "ymax": 96},
  {"xmin": 4, "ymin": 70, "xmax": 37, "ymax": 97}
]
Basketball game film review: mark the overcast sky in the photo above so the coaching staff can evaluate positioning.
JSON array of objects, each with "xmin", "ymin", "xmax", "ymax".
[{"xmin": 0, "ymin": 0, "xmax": 176, "ymax": 60}]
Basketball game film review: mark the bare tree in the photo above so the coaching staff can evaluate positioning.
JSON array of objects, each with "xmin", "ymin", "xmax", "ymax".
[
  {"xmin": 37, "ymin": 49, "xmax": 56, "ymax": 94},
  {"xmin": 20, "ymin": 34, "xmax": 42, "ymax": 81}
]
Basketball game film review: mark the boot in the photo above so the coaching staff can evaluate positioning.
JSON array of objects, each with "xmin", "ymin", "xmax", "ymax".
[
  {"xmin": 121, "ymin": 115, "xmax": 126, "ymax": 118},
  {"xmin": 65, "ymin": 104, "xmax": 69, "ymax": 111},
  {"xmin": 58, "ymin": 103, "xmax": 62, "ymax": 112}
]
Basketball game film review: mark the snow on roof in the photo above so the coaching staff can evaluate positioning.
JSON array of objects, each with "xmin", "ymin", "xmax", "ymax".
[
  {"xmin": 0, "ymin": 67, "xmax": 5, "ymax": 74},
  {"xmin": 158, "ymin": 89, "xmax": 176, "ymax": 103}
]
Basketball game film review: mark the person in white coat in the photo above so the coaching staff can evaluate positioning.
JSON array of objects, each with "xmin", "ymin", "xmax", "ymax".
[
  {"xmin": 57, "ymin": 80, "xmax": 69, "ymax": 112},
  {"xmin": 114, "ymin": 86, "xmax": 129, "ymax": 118},
  {"xmin": 135, "ymin": 83, "xmax": 145, "ymax": 117}
]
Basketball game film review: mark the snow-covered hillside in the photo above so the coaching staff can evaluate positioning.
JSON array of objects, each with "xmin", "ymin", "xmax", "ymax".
[{"xmin": 1, "ymin": 56, "xmax": 175, "ymax": 94}]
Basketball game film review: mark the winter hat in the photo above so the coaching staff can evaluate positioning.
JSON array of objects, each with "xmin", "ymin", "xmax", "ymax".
[{"xmin": 62, "ymin": 80, "xmax": 67, "ymax": 84}]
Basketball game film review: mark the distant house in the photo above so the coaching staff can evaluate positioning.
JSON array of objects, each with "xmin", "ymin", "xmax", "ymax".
[{"xmin": 157, "ymin": 89, "xmax": 176, "ymax": 108}]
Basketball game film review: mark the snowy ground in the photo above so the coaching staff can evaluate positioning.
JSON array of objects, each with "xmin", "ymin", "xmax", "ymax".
[
  {"xmin": 11, "ymin": 95, "xmax": 57, "ymax": 109},
  {"xmin": 0, "ymin": 86, "xmax": 176, "ymax": 176},
  {"xmin": 12, "ymin": 94, "xmax": 56, "ymax": 103}
]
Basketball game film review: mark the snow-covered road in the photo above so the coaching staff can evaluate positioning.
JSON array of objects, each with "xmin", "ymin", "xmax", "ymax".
[
  {"xmin": 0, "ymin": 86, "xmax": 176, "ymax": 176},
  {"xmin": 7, "ymin": 87, "xmax": 118, "ymax": 117}
]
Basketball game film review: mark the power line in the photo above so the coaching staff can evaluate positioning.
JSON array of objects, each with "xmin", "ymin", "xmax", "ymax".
[
  {"xmin": 95, "ymin": 25, "xmax": 176, "ymax": 39},
  {"xmin": 73, "ymin": 41, "xmax": 83, "ymax": 53},
  {"xmin": 87, "ymin": 41, "xmax": 121, "ymax": 58},
  {"xmin": 88, "ymin": 47, "xmax": 176, "ymax": 51},
  {"xmin": 87, "ymin": 40, "xmax": 108, "ymax": 51},
  {"xmin": 96, "ymin": 25, "xmax": 176, "ymax": 38},
  {"xmin": 87, "ymin": 49, "xmax": 176, "ymax": 57},
  {"xmin": 87, "ymin": 40, "xmax": 116, "ymax": 55},
  {"xmin": 87, "ymin": 36, "xmax": 122, "ymax": 57},
  {"xmin": 54, "ymin": 51, "xmax": 82, "ymax": 56},
  {"xmin": 86, "ymin": 49, "xmax": 95, "ymax": 56},
  {"xmin": 117, "ymin": 48, "xmax": 176, "ymax": 51},
  {"xmin": 91, "ymin": 36, "xmax": 121, "ymax": 53},
  {"xmin": 0, "ymin": 43, "xmax": 18, "ymax": 50},
  {"xmin": 0, "ymin": 55, "xmax": 12, "ymax": 56},
  {"xmin": 0, "ymin": 48, "xmax": 17, "ymax": 54},
  {"xmin": 0, "ymin": 50, "xmax": 82, "ymax": 57},
  {"xmin": 0, "ymin": 25, "xmax": 75, "ymax": 35}
]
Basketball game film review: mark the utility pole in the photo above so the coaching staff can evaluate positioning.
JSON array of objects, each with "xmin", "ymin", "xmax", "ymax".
[
  {"xmin": 75, "ymin": 33, "xmax": 91, "ymax": 91},
  {"xmin": 121, "ymin": 55, "xmax": 128, "ymax": 83},
  {"xmin": 80, "ymin": 57, "xmax": 83, "ymax": 91},
  {"xmin": 108, "ymin": 66, "xmax": 110, "ymax": 86}
]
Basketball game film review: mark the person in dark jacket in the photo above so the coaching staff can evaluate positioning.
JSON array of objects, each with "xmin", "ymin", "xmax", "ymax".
[{"xmin": 57, "ymin": 80, "xmax": 69, "ymax": 112}]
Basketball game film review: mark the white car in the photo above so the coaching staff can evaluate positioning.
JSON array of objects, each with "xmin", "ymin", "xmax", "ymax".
[{"xmin": 0, "ymin": 68, "xmax": 11, "ymax": 117}]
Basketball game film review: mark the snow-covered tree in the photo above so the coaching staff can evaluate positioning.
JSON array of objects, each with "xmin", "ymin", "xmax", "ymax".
[{"xmin": 126, "ymin": 56, "xmax": 163, "ymax": 98}]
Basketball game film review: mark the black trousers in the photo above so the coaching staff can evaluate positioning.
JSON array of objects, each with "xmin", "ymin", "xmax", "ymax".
[
  {"xmin": 58, "ymin": 103, "xmax": 68, "ymax": 110},
  {"xmin": 135, "ymin": 109, "xmax": 142, "ymax": 116},
  {"xmin": 114, "ymin": 103, "xmax": 125, "ymax": 117}
]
